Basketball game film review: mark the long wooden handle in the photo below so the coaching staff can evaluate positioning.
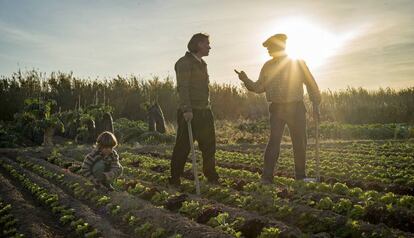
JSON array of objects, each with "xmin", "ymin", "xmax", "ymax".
[
  {"xmin": 315, "ymin": 117, "xmax": 320, "ymax": 182},
  {"xmin": 187, "ymin": 121, "xmax": 201, "ymax": 195}
]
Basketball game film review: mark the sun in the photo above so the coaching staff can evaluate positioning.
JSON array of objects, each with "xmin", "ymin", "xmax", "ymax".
[{"xmin": 261, "ymin": 17, "xmax": 355, "ymax": 68}]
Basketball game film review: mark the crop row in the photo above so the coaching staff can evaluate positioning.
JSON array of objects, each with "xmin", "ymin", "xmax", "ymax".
[
  {"xmin": 11, "ymin": 146, "xmax": 414, "ymax": 237},
  {"xmin": 0, "ymin": 197, "xmax": 24, "ymax": 238},
  {"xmin": 0, "ymin": 159, "xmax": 102, "ymax": 238},
  {"xmin": 117, "ymin": 153, "xmax": 411, "ymax": 237},
  {"xmin": 214, "ymin": 150, "xmax": 414, "ymax": 193},
  {"xmin": 220, "ymin": 140, "xmax": 414, "ymax": 157},
  {"xmin": 47, "ymin": 147, "xmax": 414, "ymax": 235},
  {"xmin": 120, "ymin": 153, "xmax": 414, "ymax": 234},
  {"xmin": 7, "ymin": 154, "xmax": 234, "ymax": 238},
  {"xmin": 38, "ymin": 149, "xmax": 302, "ymax": 238}
]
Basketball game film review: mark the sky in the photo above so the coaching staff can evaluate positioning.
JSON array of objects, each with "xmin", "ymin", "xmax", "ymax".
[{"xmin": 0, "ymin": 0, "xmax": 413, "ymax": 90}]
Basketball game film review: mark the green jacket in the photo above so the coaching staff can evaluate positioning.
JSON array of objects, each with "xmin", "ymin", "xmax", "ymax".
[{"xmin": 175, "ymin": 52, "xmax": 210, "ymax": 112}]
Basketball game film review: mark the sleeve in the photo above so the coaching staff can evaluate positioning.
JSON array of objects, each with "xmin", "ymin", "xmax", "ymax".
[
  {"xmin": 80, "ymin": 154, "xmax": 96, "ymax": 180},
  {"xmin": 299, "ymin": 60, "xmax": 321, "ymax": 105},
  {"xmin": 175, "ymin": 60, "xmax": 193, "ymax": 112},
  {"xmin": 105, "ymin": 151, "xmax": 123, "ymax": 181},
  {"xmin": 243, "ymin": 66, "xmax": 267, "ymax": 93}
]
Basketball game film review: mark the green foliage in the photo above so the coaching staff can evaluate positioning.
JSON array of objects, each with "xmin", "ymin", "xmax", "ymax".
[
  {"xmin": 84, "ymin": 229, "xmax": 100, "ymax": 238},
  {"xmin": 151, "ymin": 228, "xmax": 166, "ymax": 238},
  {"xmin": 380, "ymin": 192, "xmax": 397, "ymax": 205},
  {"xmin": 150, "ymin": 191, "xmax": 170, "ymax": 206},
  {"xmin": 110, "ymin": 205, "xmax": 121, "ymax": 216},
  {"xmin": 0, "ymin": 122, "xmax": 20, "ymax": 147},
  {"xmin": 332, "ymin": 182, "xmax": 349, "ymax": 195},
  {"xmin": 398, "ymin": 195, "xmax": 414, "ymax": 210},
  {"xmin": 114, "ymin": 118, "xmax": 147, "ymax": 143},
  {"xmin": 75, "ymin": 222, "xmax": 90, "ymax": 235},
  {"xmin": 319, "ymin": 122, "xmax": 412, "ymax": 140},
  {"xmin": 131, "ymin": 183, "xmax": 146, "ymax": 195},
  {"xmin": 82, "ymin": 104, "xmax": 113, "ymax": 122},
  {"xmin": 134, "ymin": 222, "xmax": 153, "ymax": 237},
  {"xmin": 178, "ymin": 201, "xmax": 201, "ymax": 219},
  {"xmin": 1, "ymin": 70, "xmax": 413, "ymax": 125},
  {"xmin": 60, "ymin": 214, "xmax": 75, "ymax": 224},
  {"xmin": 332, "ymin": 198, "xmax": 353, "ymax": 215},
  {"xmin": 350, "ymin": 205, "xmax": 365, "ymax": 219},
  {"xmin": 207, "ymin": 212, "xmax": 242, "ymax": 237},
  {"xmin": 317, "ymin": 197, "xmax": 334, "ymax": 210},
  {"xmin": 12, "ymin": 97, "xmax": 64, "ymax": 145},
  {"xmin": 349, "ymin": 187, "xmax": 363, "ymax": 197},
  {"xmin": 114, "ymin": 118, "xmax": 174, "ymax": 144},
  {"xmin": 137, "ymin": 131, "xmax": 175, "ymax": 145},
  {"xmin": 317, "ymin": 87, "xmax": 414, "ymax": 124},
  {"xmin": 237, "ymin": 119, "xmax": 269, "ymax": 133},
  {"xmin": 334, "ymin": 219, "xmax": 362, "ymax": 237},
  {"xmin": 258, "ymin": 227, "xmax": 281, "ymax": 238},
  {"xmin": 97, "ymin": 196, "xmax": 111, "ymax": 206},
  {"xmin": 360, "ymin": 190, "xmax": 380, "ymax": 203}
]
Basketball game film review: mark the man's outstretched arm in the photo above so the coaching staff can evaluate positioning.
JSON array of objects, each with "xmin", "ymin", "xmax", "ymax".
[{"xmin": 234, "ymin": 68, "xmax": 266, "ymax": 93}]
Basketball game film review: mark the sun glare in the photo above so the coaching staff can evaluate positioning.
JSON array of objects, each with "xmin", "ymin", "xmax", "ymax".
[{"xmin": 261, "ymin": 18, "xmax": 355, "ymax": 68}]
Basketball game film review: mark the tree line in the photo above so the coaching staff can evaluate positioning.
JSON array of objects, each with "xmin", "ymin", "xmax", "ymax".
[{"xmin": 1, "ymin": 70, "xmax": 413, "ymax": 124}]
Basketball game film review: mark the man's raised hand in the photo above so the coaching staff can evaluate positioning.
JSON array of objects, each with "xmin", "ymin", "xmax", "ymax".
[{"xmin": 234, "ymin": 69, "xmax": 248, "ymax": 82}]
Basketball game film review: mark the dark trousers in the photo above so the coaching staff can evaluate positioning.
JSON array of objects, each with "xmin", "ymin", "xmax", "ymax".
[
  {"xmin": 263, "ymin": 102, "xmax": 307, "ymax": 180},
  {"xmin": 170, "ymin": 109, "xmax": 219, "ymax": 181}
]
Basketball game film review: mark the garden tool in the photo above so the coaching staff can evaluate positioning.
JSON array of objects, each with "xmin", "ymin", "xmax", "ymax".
[
  {"xmin": 187, "ymin": 121, "xmax": 201, "ymax": 195},
  {"xmin": 315, "ymin": 115, "xmax": 321, "ymax": 181},
  {"xmin": 303, "ymin": 114, "xmax": 321, "ymax": 183}
]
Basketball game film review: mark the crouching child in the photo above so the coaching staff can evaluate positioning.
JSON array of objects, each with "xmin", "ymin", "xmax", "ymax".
[{"xmin": 81, "ymin": 131, "xmax": 123, "ymax": 191}]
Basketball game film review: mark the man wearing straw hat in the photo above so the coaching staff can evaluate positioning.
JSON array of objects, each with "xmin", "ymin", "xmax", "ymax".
[
  {"xmin": 169, "ymin": 33, "xmax": 220, "ymax": 187},
  {"xmin": 235, "ymin": 33, "xmax": 321, "ymax": 184}
]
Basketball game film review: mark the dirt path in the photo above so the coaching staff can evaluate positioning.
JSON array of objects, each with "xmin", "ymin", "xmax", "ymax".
[
  {"xmin": 1, "ymin": 156, "xmax": 130, "ymax": 238},
  {"xmin": 0, "ymin": 171, "xmax": 68, "ymax": 238}
]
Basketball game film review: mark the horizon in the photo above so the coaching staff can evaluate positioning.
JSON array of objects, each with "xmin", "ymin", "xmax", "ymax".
[{"xmin": 1, "ymin": 0, "xmax": 413, "ymax": 90}]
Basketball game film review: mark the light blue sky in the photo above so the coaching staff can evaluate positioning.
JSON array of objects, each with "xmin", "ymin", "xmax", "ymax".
[{"xmin": 1, "ymin": 0, "xmax": 413, "ymax": 90}]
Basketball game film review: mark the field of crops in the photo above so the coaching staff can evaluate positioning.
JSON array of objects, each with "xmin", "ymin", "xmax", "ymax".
[{"xmin": 0, "ymin": 140, "xmax": 413, "ymax": 237}]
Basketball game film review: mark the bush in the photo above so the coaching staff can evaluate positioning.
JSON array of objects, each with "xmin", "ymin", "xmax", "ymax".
[
  {"xmin": 113, "ymin": 118, "xmax": 174, "ymax": 144},
  {"xmin": 113, "ymin": 118, "xmax": 147, "ymax": 143}
]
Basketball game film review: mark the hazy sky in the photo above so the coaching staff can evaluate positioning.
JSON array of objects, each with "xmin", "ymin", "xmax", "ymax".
[{"xmin": 1, "ymin": 0, "xmax": 413, "ymax": 90}]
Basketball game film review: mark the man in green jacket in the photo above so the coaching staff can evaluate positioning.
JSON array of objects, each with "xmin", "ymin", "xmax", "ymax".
[
  {"xmin": 169, "ymin": 33, "xmax": 219, "ymax": 186},
  {"xmin": 235, "ymin": 33, "xmax": 321, "ymax": 184}
]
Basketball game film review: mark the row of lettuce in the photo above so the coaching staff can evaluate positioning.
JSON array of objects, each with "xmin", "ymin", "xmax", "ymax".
[
  {"xmin": 1, "ymin": 156, "xmax": 186, "ymax": 238},
  {"xmin": 32, "ymin": 149, "xmax": 298, "ymax": 237},
  {"xmin": 45, "ymin": 147, "xmax": 413, "ymax": 237}
]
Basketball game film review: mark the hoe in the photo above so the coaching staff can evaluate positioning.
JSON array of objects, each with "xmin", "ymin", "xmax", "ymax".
[
  {"xmin": 187, "ymin": 121, "xmax": 201, "ymax": 195},
  {"xmin": 304, "ymin": 115, "xmax": 321, "ymax": 183}
]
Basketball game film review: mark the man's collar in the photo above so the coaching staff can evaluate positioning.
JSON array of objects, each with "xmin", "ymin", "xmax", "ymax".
[
  {"xmin": 190, "ymin": 52, "xmax": 202, "ymax": 62},
  {"xmin": 185, "ymin": 51, "xmax": 206, "ymax": 65}
]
